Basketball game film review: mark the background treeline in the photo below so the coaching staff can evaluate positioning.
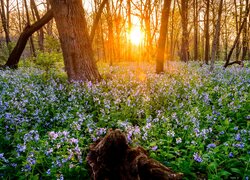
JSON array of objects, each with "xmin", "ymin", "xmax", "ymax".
[{"xmin": 0, "ymin": 0, "xmax": 250, "ymax": 65}]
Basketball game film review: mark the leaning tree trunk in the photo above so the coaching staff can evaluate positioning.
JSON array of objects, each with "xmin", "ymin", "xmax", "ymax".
[
  {"xmin": 50, "ymin": 0, "xmax": 101, "ymax": 82},
  {"xmin": 3, "ymin": 10, "xmax": 53, "ymax": 68},
  {"xmin": 224, "ymin": 3, "xmax": 250, "ymax": 68}
]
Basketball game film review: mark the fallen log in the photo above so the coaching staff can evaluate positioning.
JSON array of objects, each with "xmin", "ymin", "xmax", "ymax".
[{"xmin": 87, "ymin": 129, "xmax": 183, "ymax": 180}]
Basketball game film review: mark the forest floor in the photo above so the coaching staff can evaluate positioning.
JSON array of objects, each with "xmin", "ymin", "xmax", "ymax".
[{"xmin": 0, "ymin": 61, "xmax": 249, "ymax": 179}]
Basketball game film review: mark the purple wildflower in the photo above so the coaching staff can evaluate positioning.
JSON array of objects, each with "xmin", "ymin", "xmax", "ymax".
[
  {"xmin": 207, "ymin": 143, "xmax": 216, "ymax": 149},
  {"xmin": 193, "ymin": 152, "xmax": 203, "ymax": 163},
  {"xmin": 235, "ymin": 133, "xmax": 241, "ymax": 141},
  {"xmin": 229, "ymin": 152, "xmax": 234, "ymax": 158},
  {"xmin": 151, "ymin": 146, "xmax": 158, "ymax": 151}
]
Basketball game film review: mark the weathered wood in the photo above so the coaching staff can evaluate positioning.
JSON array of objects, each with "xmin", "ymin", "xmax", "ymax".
[{"xmin": 87, "ymin": 129, "xmax": 183, "ymax": 180}]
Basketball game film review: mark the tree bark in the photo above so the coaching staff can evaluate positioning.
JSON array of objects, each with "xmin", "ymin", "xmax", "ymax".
[
  {"xmin": 210, "ymin": 0, "xmax": 223, "ymax": 71},
  {"xmin": 3, "ymin": 10, "xmax": 53, "ymax": 68},
  {"xmin": 156, "ymin": 0, "xmax": 171, "ymax": 73},
  {"xmin": 50, "ymin": 0, "xmax": 101, "ymax": 82}
]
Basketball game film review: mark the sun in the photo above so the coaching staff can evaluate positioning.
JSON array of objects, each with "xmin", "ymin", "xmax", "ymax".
[{"xmin": 129, "ymin": 27, "xmax": 144, "ymax": 45}]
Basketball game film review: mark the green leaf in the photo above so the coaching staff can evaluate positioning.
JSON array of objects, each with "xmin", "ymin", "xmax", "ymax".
[
  {"xmin": 218, "ymin": 170, "xmax": 231, "ymax": 177},
  {"xmin": 230, "ymin": 168, "xmax": 241, "ymax": 174},
  {"xmin": 208, "ymin": 162, "xmax": 218, "ymax": 170}
]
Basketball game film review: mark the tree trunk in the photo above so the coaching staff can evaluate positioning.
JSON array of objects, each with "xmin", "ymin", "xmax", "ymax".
[
  {"xmin": 224, "ymin": 3, "xmax": 250, "ymax": 68},
  {"xmin": 204, "ymin": 0, "xmax": 210, "ymax": 64},
  {"xmin": 127, "ymin": 0, "xmax": 132, "ymax": 61},
  {"xmin": 106, "ymin": 0, "xmax": 115, "ymax": 66},
  {"xmin": 180, "ymin": 0, "xmax": 189, "ymax": 62},
  {"xmin": 50, "ymin": 0, "xmax": 101, "ymax": 82},
  {"xmin": 3, "ymin": 10, "xmax": 53, "ymax": 68},
  {"xmin": 193, "ymin": 0, "xmax": 199, "ymax": 61},
  {"xmin": 156, "ymin": 0, "xmax": 171, "ymax": 73},
  {"xmin": 24, "ymin": 0, "xmax": 36, "ymax": 57},
  {"xmin": 241, "ymin": 0, "xmax": 249, "ymax": 61},
  {"xmin": 30, "ymin": 0, "xmax": 44, "ymax": 51},
  {"xmin": 0, "ymin": 0, "xmax": 11, "ymax": 44},
  {"xmin": 210, "ymin": 0, "xmax": 223, "ymax": 71}
]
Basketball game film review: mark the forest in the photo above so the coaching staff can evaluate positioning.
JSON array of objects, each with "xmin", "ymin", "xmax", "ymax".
[{"xmin": 0, "ymin": 0, "xmax": 249, "ymax": 179}]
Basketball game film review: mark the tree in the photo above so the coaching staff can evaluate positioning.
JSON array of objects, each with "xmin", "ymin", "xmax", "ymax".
[
  {"xmin": 210, "ymin": 0, "xmax": 223, "ymax": 71},
  {"xmin": 3, "ymin": 10, "xmax": 53, "ymax": 68},
  {"xmin": 224, "ymin": 2, "xmax": 250, "ymax": 68},
  {"xmin": 0, "ymin": 0, "xmax": 11, "ymax": 44},
  {"xmin": 180, "ymin": 0, "xmax": 189, "ymax": 62},
  {"xmin": 204, "ymin": 0, "xmax": 210, "ymax": 64},
  {"xmin": 156, "ymin": 0, "xmax": 172, "ymax": 73},
  {"xmin": 50, "ymin": 0, "xmax": 101, "ymax": 82}
]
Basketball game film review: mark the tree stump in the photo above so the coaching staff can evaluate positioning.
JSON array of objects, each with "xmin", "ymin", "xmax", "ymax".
[{"xmin": 87, "ymin": 129, "xmax": 183, "ymax": 180}]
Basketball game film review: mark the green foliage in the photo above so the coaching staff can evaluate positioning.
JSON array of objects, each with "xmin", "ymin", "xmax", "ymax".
[
  {"xmin": 34, "ymin": 51, "xmax": 64, "ymax": 73},
  {"xmin": 0, "ymin": 42, "xmax": 15, "ymax": 65},
  {"xmin": 0, "ymin": 62, "xmax": 249, "ymax": 179}
]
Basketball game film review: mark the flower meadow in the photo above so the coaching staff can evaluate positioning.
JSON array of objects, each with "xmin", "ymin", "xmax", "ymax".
[{"xmin": 0, "ymin": 62, "xmax": 249, "ymax": 179}]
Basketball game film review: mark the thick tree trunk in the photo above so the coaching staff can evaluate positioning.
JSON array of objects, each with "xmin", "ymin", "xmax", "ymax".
[
  {"xmin": 87, "ymin": 129, "xmax": 183, "ymax": 180},
  {"xmin": 156, "ymin": 0, "xmax": 171, "ymax": 73},
  {"xmin": 210, "ymin": 0, "xmax": 223, "ymax": 71},
  {"xmin": 50, "ymin": 0, "xmax": 101, "ymax": 82},
  {"xmin": 3, "ymin": 10, "xmax": 53, "ymax": 68}
]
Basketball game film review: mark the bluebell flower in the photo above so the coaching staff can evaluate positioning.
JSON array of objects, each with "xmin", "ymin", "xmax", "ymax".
[
  {"xmin": 151, "ymin": 146, "xmax": 158, "ymax": 151},
  {"xmin": 235, "ymin": 133, "xmax": 241, "ymax": 141},
  {"xmin": 46, "ymin": 169, "xmax": 51, "ymax": 175},
  {"xmin": 229, "ymin": 152, "xmax": 234, "ymax": 158},
  {"xmin": 234, "ymin": 126, "xmax": 238, "ymax": 130},
  {"xmin": 193, "ymin": 152, "xmax": 203, "ymax": 163},
  {"xmin": 207, "ymin": 143, "xmax": 216, "ymax": 149}
]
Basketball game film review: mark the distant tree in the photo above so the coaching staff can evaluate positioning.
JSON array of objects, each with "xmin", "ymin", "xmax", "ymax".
[
  {"xmin": 210, "ymin": 0, "xmax": 223, "ymax": 71},
  {"xmin": 4, "ymin": 10, "xmax": 53, "ymax": 68},
  {"xmin": 204, "ymin": 0, "xmax": 210, "ymax": 64},
  {"xmin": 0, "ymin": 0, "xmax": 11, "ymax": 44},
  {"xmin": 224, "ymin": 2, "xmax": 250, "ymax": 68},
  {"xmin": 179, "ymin": 0, "xmax": 189, "ymax": 62},
  {"xmin": 156, "ymin": 0, "xmax": 171, "ymax": 73}
]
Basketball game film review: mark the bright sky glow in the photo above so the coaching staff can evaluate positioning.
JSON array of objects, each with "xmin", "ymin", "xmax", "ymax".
[{"xmin": 129, "ymin": 27, "xmax": 144, "ymax": 46}]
